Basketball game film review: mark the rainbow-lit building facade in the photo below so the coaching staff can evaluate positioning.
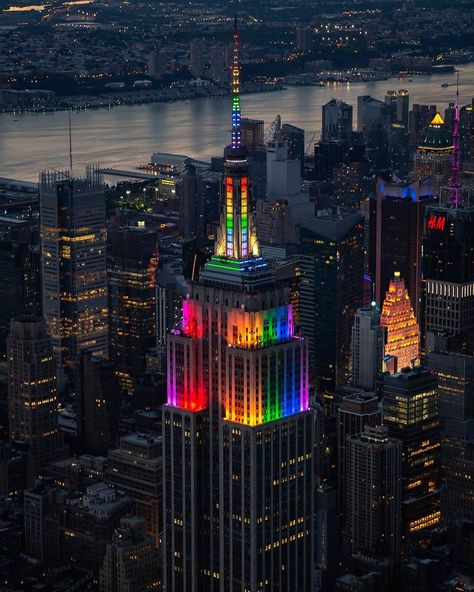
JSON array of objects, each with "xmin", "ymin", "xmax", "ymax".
[
  {"xmin": 162, "ymin": 18, "xmax": 315, "ymax": 592},
  {"xmin": 381, "ymin": 272, "xmax": 420, "ymax": 373}
]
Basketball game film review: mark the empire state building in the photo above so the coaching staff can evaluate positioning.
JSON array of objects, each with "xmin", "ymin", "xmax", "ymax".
[{"xmin": 162, "ymin": 18, "xmax": 317, "ymax": 592}]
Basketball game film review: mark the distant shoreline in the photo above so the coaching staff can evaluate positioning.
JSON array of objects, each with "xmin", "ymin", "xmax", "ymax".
[
  {"xmin": 0, "ymin": 82, "xmax": 285, "ymax": 114},
  {"xmin": 0, "ymin": 61, "xmax": 466, "ymax": 115}
]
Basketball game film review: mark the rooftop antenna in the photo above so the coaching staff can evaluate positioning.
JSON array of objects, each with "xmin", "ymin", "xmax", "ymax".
[
  {"xmin": 230, "ymin": 12, "xmax": 241, "ymax": 150},
  {"xmin": 68, "ymin": 108, "xmax": 74, "ymax": 178},
  {"xmin": 448, "ymin": 73, "xmax": 461, "ymax": 206}
]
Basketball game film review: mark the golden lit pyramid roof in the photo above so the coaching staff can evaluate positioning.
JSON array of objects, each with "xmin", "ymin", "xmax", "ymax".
[
  {"xmin": 419, "ymin": 113, "xmax": 452, "ymax": 151},
  {"xmin": 430, "ymin": 113, "xmax": 445, "ymax": 126},
  {"xmin": 380, "ymin": 272, "xmax": 420, "ymax": 373}
]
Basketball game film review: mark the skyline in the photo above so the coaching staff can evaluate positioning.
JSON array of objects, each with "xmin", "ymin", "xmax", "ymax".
[
  {"xmin": 2, "ymin": 64, "xmax": 474, "ymax": 180},
  {"xmin": 1, "ymin": 3, "xmax": 474, "ymax": 591}
]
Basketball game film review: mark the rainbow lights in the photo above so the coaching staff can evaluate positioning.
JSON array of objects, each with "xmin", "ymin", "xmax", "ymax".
[
  {"xmin": 241, "ymin": 177, "xmax": 248, "ymax": 257},
  {"xmin": 182, "ymin": 299, "xmax": 203, "ymax": 339},
  {"xmin": 167, "ymin": 335, "xmax": 207, "ymax": 412},
  {"xmin": 227, "ymin": 304, "xmax": 294, "ymax": 349},
  {"xmin": 165, "ymin": 16, "xmax": 309, "ymax": 426},
  {"xmin": 168, "ymin": 295, "xmax": 309, "ymax": 424},
  {"xmin": 225, "ymin": 342, "xmax": 309, "ymax": 426},
  {"xmin": 231, "ymin": 18, "xmax": 241, "ymax": 149},
  {"xmin": 225, "ymin": 176, "xmax": 234, "ymax": 257},
  {"xmin": 381, "ymin": 272, "xmax": 420, "ymax": 372}
]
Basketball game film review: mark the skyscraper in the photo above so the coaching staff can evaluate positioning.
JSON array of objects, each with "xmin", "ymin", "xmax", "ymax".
[
  {"xmin": 351, "ymin": 304, "xmax": 385, "ymax": 390},
  {"xmin": 76, "ymin": 352, "xmax": 121, "ymax": 456},
  {"xmin": 357, "ymin": 95, "xmax": 387, "ymax": 137},
  {"xmin": 346, "ymin": 425, "xmax": 402, "ymax": 558},
  {"xmin": 385, "ymin": 89, "xmax": 409, "ymax": 127},
  {"xmin": 8, "ymin": 317, "xmax": 66, "ymax": 483},
  {"xmin": 177, "ymin": 162, "xmax": 205, "ymax": 240},
  {"xmin": 0, "ymin": 238, "xmax": 41, "ymax": 355},
  {"xmin": 108, "ymin": 226, "xmax": 158, "ymax": 392},
  {"xmin": 337, "ymin": 392, "xmax": 382, "ymax": 514},
  {"xmin": 380, "ymin": 273, "xmax": 420, "ymax": 373},
  {"xmin": 409, "ymin": 103, "xmax": 437, "ymax": 149},
  {"xmin": 107, "ymin": 433, "xmax": 161, "ymax": 544},
  {"xmin": 266, "ymin": 139, "xmax": 301, "ymax": 200},
  {"xmin": 413, "ymin": 113, "xmax": 453, "ymax": 194},
  {"xmin": 383, "ymin": 367, "xmax": 441, "ymax": 538},
  {"xmin": 240, "ymin": 118, "xmax": 265, "ymax": 153},
  {"xmin": 369, "ymin": 176, "xmax": 434, "ymax": 319},
  {"xmin": 40, "ymin": 168, "xmax": 107, "ymax": 370},
  {"xmin": 300, "ymin": 208, "xmax": 364, "ymax": 400},
  {"xmin": 162, "ymin": 20, "xmax": 316, "ymax": 591},
  {"xmin": 280, "ymin": 123, "xmax": 305, "ymax": 174},
  {"xmin": 322, "ymin": 99, "xmax": 353, "ymax": 141},
  {"xmin": 427, "ymin": 351, "xmax": 474, "ymax": 449},
  {"xmin": 422, "ymin": 204, "xmax": 474, "ymax": 354}
]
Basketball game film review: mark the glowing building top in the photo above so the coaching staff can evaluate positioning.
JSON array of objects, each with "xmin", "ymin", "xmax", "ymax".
[
  {"xmin": 380, "ymin": 272, "xmax": 420, "ymax": 373},
  {"xmin": 417, "ymin": 113, "xmax": 452, "ymax": 152},
  {"xmin": 165, "ymin": 17, "xmax": 309, "ymax": 423},
  {"xmin": 213, "ymin": 15, "xmax": 260, "ymax": 265}
]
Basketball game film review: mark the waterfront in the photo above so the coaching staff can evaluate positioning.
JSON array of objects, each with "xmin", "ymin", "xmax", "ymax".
[{"xmin": 2, "ymin": 63, "xmax": 474, "ymax": 181}]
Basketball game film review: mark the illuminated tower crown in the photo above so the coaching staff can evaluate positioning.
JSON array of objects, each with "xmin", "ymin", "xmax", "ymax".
[
  {"xmin": 380, "ymin": 272, "xmax": 420, "ymax": 373},
  {"xmin": 214, "ymin": 15, "xmax": 259, "ymax": 262},
  {"xmin": 162, "ymin": 18, "xmax": 315, "ymax": 591}
]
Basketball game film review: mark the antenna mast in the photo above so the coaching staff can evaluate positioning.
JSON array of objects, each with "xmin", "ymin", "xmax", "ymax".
[
  {"xmin": 231, "ymin": 13, "xmax": 241, "ymax": 150},
  {"xmin": 68, "ymin": 109, "xmax": 74, "ymax": 177},
  {"xmin": 449, "ymin": 73, "xmax": 461, "ymax": 206}
]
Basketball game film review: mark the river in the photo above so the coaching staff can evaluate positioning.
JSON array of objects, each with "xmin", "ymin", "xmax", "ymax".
[{"xmin": 1, "ymin": 63, "xmax": 474, "ymax": 181}]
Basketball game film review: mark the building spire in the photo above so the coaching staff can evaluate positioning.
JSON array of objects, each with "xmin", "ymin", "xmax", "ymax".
[
  {"xmin": 231, "ymin": 13, "xmax": 241, "ymax": 150},
  {"xmin": 449, "ymin": 73, "xmax": 461, "ymax": 206}
]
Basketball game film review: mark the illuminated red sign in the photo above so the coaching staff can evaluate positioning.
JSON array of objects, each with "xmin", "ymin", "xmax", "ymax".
[{"xmin": 427, "ymin": 214, "xmax": 446, "ymax": 231}]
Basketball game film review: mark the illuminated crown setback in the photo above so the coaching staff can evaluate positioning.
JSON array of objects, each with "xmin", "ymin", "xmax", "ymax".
[
  {"xmin": 381, "ymin": 272, "xmax": 420, "ymax": 372},
  {"xmin": 166, "ymin": 17, "xmax": 309, "ymax": 425},
  {"xmin": 214, "ymin": 15, "xmax": 259, "ymax": 262}
]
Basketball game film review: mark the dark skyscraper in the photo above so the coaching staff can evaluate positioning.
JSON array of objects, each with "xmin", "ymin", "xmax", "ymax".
[
  {"xmin": 280, "ymin": 123, "xmax": 305, "ymax": 174},
  {"xmin": 178, "ymin": 162, "xmax": 205, "ymax": 240},
  {"xmin": 8, "ymin": 317, "xmax": 66, "ymax": 484},
  {"xmin": 383, "ymin": 367, "xmax": 441, "ymax": 538},
  {"xmin": 346, "ymin": 425, "xmax": 402, "ymax": 558},
  {"xmin": 322, "ymin": 99, "xmax": 353, "ymax": 141},
  {"xmin": 240, "ymin": 118, "xmax": 265, "ymax": 153},
  {"xmin": 0, "ymin": 238, "xmax": 41, "ymax": 355},
  {"xmin": 162, "ymin": 21, "xmax": 316, "ymax": 591},
  {"xmin": 351, "ymin": 304, "xmax": 385, "ymax": 390},
  {"xmin": 108, "ymin": 226, "xmax": 158, "ymax": 393},
  {"xmin": 300, "ymin": 208, "xmax": 364, "ymax": 400},
  {"xmin": 76, "ymin": 352, "xmax": 121, "ymax": 456},
  {"xmin": 422, "ymin": 204, "xmax": 474, "ymax": 354},
  {"xmin": 369, "ymin": 176, "xmax": 434, "ymax": 318},
  {"xmin": 40, "ymin": 168, "xmax": 108, "ymax": 371},
  {"xmin": 337, "ymin": 392, "xmax": 382, "ymax": 515}
]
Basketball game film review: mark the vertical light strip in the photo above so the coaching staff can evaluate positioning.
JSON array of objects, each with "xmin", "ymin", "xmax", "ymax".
[
  {"xmin": 225, "ymin": 176, "xmax": 234, "ymax": 257},
  {"xmin": 231, "ymin": 19, "xmax": 241, "ymax": 149},
  {"xmin": 241, "ymin": 176, "xmax": 248, "ymax": 258}
]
